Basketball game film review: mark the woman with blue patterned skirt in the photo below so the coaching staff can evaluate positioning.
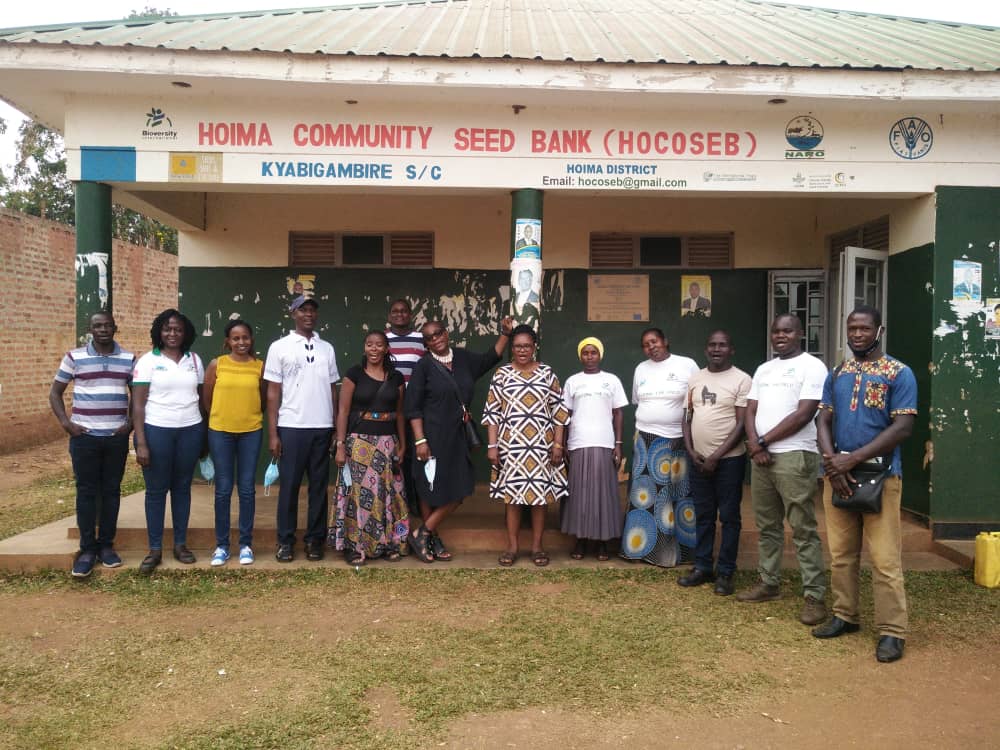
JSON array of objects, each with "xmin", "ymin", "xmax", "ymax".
[
  {"xmin": 622, "ymin": 328, "xmax": 700, "ymax": 567},
  {"xmin": 484, "ymin": 325, "xmax": 570, "ymax": 567}
]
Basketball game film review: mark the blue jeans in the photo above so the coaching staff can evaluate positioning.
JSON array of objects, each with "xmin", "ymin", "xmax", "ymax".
[
  {"xmin": 141, "ymin": 422, "xmax": 204, "ymax": 550},
  {"xmin": 208, "ymin": 428, "xmax": 262, "ymax": 548},
  {"xmin": 69, "ymin": 432, "xmax": 130, "ymax": 552},
  {"xmin": 690, "ymin": 454, "xmax": 746, "ymax": 578}
]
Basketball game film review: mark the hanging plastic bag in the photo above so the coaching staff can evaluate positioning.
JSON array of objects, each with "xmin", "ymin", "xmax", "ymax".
[
  {"xmin": 263, "ymin": 459, "xmax": 279, "ymax": 496},
  {"xmin": 198, "ymin": 456, "xmax": 215, "ymax": 482}
]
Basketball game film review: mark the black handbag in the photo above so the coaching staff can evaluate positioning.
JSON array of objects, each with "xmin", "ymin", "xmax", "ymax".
[{"xmin": 831, "ymin": 455, "xmax": 892, "ymax": 513}]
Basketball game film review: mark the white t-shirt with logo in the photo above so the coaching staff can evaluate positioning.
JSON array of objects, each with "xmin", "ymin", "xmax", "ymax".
[
  {"xmin": 132, "ymin": 350, "xmax": 205, "ymax": 428},
  {"xmin": 748, "ymin": 352, "xmax": 828, "ymax": 454},
  {"xmin": 632, "ymin": 355, "xmax": 700, "ymax": 438},
  {"xmin": 264, "ymin": 331, "xmax": 340, "ymax": 428},
  {"xmin": 563, "ymin": 370, "xmax": 629, "ymax": 450}
]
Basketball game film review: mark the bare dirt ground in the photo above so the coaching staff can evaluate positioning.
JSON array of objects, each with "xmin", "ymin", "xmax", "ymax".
[{"xmin": 0, "ymin": 439, "xmax": 72, "ymax": 494}]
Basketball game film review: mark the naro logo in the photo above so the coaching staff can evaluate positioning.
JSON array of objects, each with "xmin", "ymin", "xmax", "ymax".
[{"xmin": 785, "ymin": 115, "xmax": 824, "ymax": 150}]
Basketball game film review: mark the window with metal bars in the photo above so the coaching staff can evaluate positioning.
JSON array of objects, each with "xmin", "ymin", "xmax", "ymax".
[
  {"xmin": 589, "ymin": 232, "xmax": 733, "ymax": 268},
  {"xmin": 828, "ymin": 216, "xmax": 889, "ymax": 271},
  {"xmin": 288, "ymin": 232, "xmax": 434, "ymax": 267}
]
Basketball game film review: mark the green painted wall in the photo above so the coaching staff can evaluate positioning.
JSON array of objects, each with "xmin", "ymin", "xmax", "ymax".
[
  {"xmin": 887, "ymin": 243, "xmax": 934, "ymax": 517},
  {"xmin": 930, "ymin": 187, "xmax": 1000, "ymax": 528},
  {"xmin": 179, "ymin": 266, "xmax": 768, "ymax": 479}
]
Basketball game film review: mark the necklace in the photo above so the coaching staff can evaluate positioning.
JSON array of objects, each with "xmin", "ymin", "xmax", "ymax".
[{"xmin": 430, "ymin": 348, "xmax": 454, "ymax": 365}]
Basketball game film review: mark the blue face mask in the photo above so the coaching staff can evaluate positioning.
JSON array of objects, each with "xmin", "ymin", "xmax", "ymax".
[
  {"xmin": 198, "ymin": 456, "xmax": 215, "ymax": 482},
  {"xmin": 263, "ymin": 459, "xmax": 280, "ymax": 495}
]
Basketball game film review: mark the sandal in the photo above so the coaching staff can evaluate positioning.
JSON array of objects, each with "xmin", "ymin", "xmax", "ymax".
[
  {"xmin": 345, "ymin": 550, "xmax": 366, "ymax": 566},
  {"xmin": 498, "ymin": 551, "xmax": 517, "ymax": 567},
  {"xmin": 407, "ymin": 525, "xmax": 435, "ymax": 563},
  {"xmin": 596, "ymin": 542, "xmax": 609, "ymax": 562},
  {"xmin": 385, "ymin": 549, "xmax": 401, "ymax": 562},
  {"xmin": 532, "ymin": 550, "xmax": 550, "ymax": 568},
  {"xmin": 571, "ymin": 540, "xmax": 585, "ymax": 560},
  {"xmin": 430, "ymin": 533, "xmax": 453, "ymax": 562}
]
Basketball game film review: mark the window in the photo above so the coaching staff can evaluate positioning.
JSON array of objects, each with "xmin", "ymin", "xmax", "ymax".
[
  {"xmin": 590, "ymin": 232, "xmax": 733, "ymax": 268},
  {"xmin": 288, "ymin": 232, "xmax": 433, "ymax": 267}
]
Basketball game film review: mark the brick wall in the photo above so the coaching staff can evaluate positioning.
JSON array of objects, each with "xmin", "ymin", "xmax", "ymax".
[{"xmin": 0, "ymin": 209, "xmax": 178, "ymax": 453}]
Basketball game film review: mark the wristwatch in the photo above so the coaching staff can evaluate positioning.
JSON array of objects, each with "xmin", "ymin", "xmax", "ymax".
[{"xmin": 757, "ymin": 436, "xmax": 768, "ymax": 449}]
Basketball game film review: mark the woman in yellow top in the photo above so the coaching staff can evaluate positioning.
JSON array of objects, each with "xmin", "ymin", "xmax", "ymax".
[{"xmin": 202, "ymin": 319, "xmax": 266, "ymax": 566}]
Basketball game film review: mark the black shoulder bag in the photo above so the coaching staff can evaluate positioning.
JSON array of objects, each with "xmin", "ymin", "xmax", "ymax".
[{"xmin": 428, "ymin": 357, "xmax": 483, "ymax": 450}]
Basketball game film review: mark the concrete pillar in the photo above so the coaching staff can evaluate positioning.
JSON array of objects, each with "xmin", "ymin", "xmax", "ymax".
[
  {"xmin": 74, "ymin": 181, "xmax": 113, "ymax": 342},
  {"xmin": 509, "ymin": 188, "xmax": 543, "ymax": 328}
]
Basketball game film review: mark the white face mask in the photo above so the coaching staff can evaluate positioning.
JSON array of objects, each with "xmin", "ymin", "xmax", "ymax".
[
  {"xmin": 341, "ymin": 465, "xmax": 352, "ymax": 489},
  {"xmin": 424, "ymin": 457, "xmax": 437, "ymax": 491}
]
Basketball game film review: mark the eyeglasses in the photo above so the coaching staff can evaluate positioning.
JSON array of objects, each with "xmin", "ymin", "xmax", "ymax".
[
  {"xmin": 422, "ymin": 329, "xmax": 445, "ymax": 342},
  {"xmin": 512, "ymin": 343, "xmax": 535, "ymax": 350}
]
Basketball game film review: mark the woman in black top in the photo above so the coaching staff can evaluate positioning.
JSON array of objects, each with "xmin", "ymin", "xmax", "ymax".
[
  {"xmin": 330, "ymin": 331, "xmax": 407, "ymax": 564},
  {"xmin": 405, "ymin": 315, "xmax": 514, "ymax": 562}
]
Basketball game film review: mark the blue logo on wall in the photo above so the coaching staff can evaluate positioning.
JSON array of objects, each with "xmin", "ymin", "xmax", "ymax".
[
  {"xmin": 889, "ymin": 117, "xmax": 933, "ymax": 159},
  {"xmin": 785, "ymin": 115, "xmax": 824, "ymax": 159}
]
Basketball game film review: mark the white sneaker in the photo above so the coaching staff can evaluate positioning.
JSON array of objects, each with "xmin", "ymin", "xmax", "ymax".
[
  {"xmin": 238, "ymin": 546, "xmax": 254, "ymax": 565},
  {"xmin": 210, "ymin": 547, "xmax": 230, "ymax": 567}
]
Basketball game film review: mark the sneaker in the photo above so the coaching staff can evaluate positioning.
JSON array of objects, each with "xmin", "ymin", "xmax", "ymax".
[
  {"xmin": 239, "ymin": 546, "xmax": 254, "ymax": 565},
  {"xmin": 72, "ymin": 551, "xmax": 97, "ymax": 578},
  {"xmin": 735, "ymin": 581, "xmax": 781, "ymax": 603},
  {"xmin": 210, "ymin": 547, "xmax": 230, "ymax": 567},
  {"xmin": 98, "ymin": 547, "xmax": 123, "ymax": 568},
  {"xmin": 799, "ymin": 595, "xmax": 828, "ymax": 626}
]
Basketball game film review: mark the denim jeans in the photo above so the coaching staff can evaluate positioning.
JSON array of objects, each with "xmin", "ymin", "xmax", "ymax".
[
  {"xmin": 208, "ymin": 428, "xmax": 262, "ymax": 548},
  {"xmin": 141, "ymin": 421, "xmax": 204, "ymax": 550},
  {"xmin": 69, "ymin": 432, "xmax": 130, "ymax": 552},
  {"xmin": 689, "ymin": 454, "xmax": 746, "ymax": 578}
]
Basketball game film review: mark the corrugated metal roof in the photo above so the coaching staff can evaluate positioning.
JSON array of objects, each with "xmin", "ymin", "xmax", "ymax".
[{"xmin": 1, "ymin": 0, "xmax": 998, "ymax": 71}]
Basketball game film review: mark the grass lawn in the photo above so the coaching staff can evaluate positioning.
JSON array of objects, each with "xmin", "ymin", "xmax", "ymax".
[{"xmin": 1, "ymin": 567, "xmax": 996, "ymax": 749}]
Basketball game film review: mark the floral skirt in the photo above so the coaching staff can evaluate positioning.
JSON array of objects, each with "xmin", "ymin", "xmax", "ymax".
[
  {"xmin": 329, "ymin": 433, "xmax": 409, "ymax": 559},
  {"xmin": 620, "ymin": 430, "xmax": 696, "ymax": 568}
]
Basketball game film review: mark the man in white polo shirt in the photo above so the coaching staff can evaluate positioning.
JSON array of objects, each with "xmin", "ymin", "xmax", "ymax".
[{"xmin": 265, "ymin": 296, "xmax": 339, "ymax": 562}]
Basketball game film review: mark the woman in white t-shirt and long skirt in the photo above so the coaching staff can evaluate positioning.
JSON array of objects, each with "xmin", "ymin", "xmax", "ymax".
[
  {"xmin": 622, "ymin": 327, "xmax": 700, "ymax": 567},
  {"xmin": 560, "ymin": 337, "xmax": 628, "ymax": 561}
]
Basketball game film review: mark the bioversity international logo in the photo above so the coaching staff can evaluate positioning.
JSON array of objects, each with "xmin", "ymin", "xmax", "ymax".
[
  {"xmin": 784, "ymin": 115, "xmax": 824, "ymax": 159},
  {"xmin": 889, "ymin": 117, "xmax": 933, "ymax": 160},
  {"xmin": 143, "ymin": 106, "xmax": 178, "ymax": 140}
]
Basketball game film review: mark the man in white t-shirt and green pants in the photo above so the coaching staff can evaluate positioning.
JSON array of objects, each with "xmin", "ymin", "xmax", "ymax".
[{"xmin": 737, "ymin": 314, "xmax": 829, "ymax": 627}]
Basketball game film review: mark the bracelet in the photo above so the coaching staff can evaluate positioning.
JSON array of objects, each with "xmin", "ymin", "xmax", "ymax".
[
  {"xmin": 615, "ymin": 440, "xmax": 623, "ymax": 444},
  {"xmin": 487, "ymin": 443, "xmax": 499, "ymax": 449},
  {"xmin": 414, "ymin": 438, "xmax": 427, "ymax": 446}
]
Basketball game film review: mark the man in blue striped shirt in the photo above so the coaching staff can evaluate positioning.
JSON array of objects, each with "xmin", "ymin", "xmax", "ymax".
[{"xmin": 50, "ymin": 311, "xmax": 135, "ymax": 578}]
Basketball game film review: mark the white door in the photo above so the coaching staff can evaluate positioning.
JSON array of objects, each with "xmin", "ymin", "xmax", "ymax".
[{"xmin": 833, "ymin": 246, "xmax": 889, "ymax": 362}]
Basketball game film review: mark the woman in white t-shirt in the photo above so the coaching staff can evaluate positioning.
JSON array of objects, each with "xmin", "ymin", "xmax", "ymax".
[
  {"xmin": 622, "ymin": 327, "xmax": 700, "ymax": 567},
  {"xmin": 560, "ymin": 337, "xmax": 628, "ymax": 561},
  {"xmin": 132, "ymin": 309, "xmax": 206, "ymax": 573}
]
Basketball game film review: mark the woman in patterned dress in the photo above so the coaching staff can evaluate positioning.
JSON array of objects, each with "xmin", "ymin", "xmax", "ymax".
[
  {"xmin": 484, "ymin": 325, "xmax": 570, "ymax": 567},
  {"xmin": 622, "ymin": 327, "xmax": 700, "ymax": 567},
  {"xmin": 330, "ymin": 330, "xmax": 408, "ymax": 564}
]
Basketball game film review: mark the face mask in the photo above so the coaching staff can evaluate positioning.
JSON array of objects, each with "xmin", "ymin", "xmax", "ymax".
[
  {"xmin": 198, "ymin": 456, "xmax": 215, "ymax": 483},
  {"xmin": 263, "ymin": 459, "xmax": 279, "ymax": 496},
  {"xmin": 424, "ymin": 457, "xmax": 437, "ymax": 492},
  {"xmin": 341, "ymin": 465, "xmax": 352, "ymax": 488}
]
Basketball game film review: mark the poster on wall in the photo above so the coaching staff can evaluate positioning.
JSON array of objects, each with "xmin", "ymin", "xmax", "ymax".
[
  {"xmin": 952, "ymin": 260, "xmax": 982, "ymax": 302},
  {"xmin": 513, "ymin": 219, "xmax": 542, "ymax": 259},
  {"xmin": 510, "ymin": 257, "xmax": 542, "ymax": 328},
  {"xmin": 587, "ymin": 274, "xmax": 649, "ymax": 322},
  {"xmin": 986, "ymin": 298, "xmax": 1000, "ymax": 341},
  {"xmin": 680, "ymin": 275, "xmax": 712, "ymax": 318}
]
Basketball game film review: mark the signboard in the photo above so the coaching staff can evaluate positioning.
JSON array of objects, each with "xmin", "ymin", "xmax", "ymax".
[
  {"xmin": 63, "ymin": 98, "xmax": 1000, "ymax": 193},
  {"xmin": 588, "ymin": 274, "xmax": 649, "ymax": 322}
]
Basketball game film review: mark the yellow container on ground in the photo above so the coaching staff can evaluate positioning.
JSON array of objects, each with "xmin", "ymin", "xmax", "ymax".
[{"xmin": 973, "ymin": 532, "xmax": 1000, "ymax": 588}]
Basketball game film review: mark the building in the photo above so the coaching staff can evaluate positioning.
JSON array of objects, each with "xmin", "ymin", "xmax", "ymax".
[{"xmin": 1, "ymin": 0, "xmax": 997, "ymax": 537}]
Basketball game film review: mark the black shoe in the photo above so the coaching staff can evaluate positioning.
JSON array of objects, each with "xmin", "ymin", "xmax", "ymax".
[
  {"xmin": 172, "ymin": 545, "xmax": 196, "ymax": 564},
  {"xmin": 713, "ymin": 575, "xmax": 735, "ymax": 596},
  {"xmin": 275, "ymin": 544, "xmax": 294, "ymax": 563},
  {"xmin": 139, "ymin": 550, "xmax": 162, "ymax": 574},
  {"xmin": 72, "ymin": 551, "xmax": 97, "ymax": 578},
  {"xmin": 678, "ymin": 568, "xmax": 715, "ymax": 587},
  {"xmin": 812, "ymin": 616, "xmax": 861, "ymax": 639},
  {"xmin": 304, "ymin": 541, "xmax": 324, "ymax": 561},
  {"xmin": 876, "ymin": 636, "xmax": 905, "ymax": 663}
]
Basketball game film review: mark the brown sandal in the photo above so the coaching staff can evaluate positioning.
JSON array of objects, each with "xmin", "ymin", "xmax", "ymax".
[
  {"xmin": 571, "ymin": 540, "xmax": 585, "ymax": 560},
  {"xmin": 498, "ymin": 551, "xmax": 517, "ymax": 567},
  {"xmin": 532, "ymin": 550, "xmax": 550, "ymax": 567}
]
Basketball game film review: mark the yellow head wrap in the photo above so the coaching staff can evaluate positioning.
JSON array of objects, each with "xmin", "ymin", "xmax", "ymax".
[{"xmin": 577, "ymin": 337, "xmax": 605, "ymax": 359}]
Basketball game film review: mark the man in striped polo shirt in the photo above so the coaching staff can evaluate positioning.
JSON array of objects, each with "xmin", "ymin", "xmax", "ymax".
[
  {"xmin": 385, "ymin": 298, "xmax": 425, "ymax": 519},
  {"xmin": 50, "ymin": 311, "xmax": 135, "ymax": 578}
]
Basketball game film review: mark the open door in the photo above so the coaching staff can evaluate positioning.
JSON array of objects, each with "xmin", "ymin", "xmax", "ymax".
[{"xmin": 833, "ymin": 246, "xmax": 889, "ymax": 362}]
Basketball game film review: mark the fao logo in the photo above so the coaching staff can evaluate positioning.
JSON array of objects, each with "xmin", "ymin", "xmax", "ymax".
[
  {"xmin": 889, "ymin": 117, "xmax": 933, "ymax": 159},
  {"xmin": 785, "ymin": 115, "xmax": 824, "ymax": 159}
]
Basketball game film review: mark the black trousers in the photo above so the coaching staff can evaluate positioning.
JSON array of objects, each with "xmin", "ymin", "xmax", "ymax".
[
  {"xmin": 276, "ymin": 427, "xmax": 332, "ymax": 546},
  {"xmin": 69, "ymin": 433, "xmax": 129, "ymax": 552}
]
